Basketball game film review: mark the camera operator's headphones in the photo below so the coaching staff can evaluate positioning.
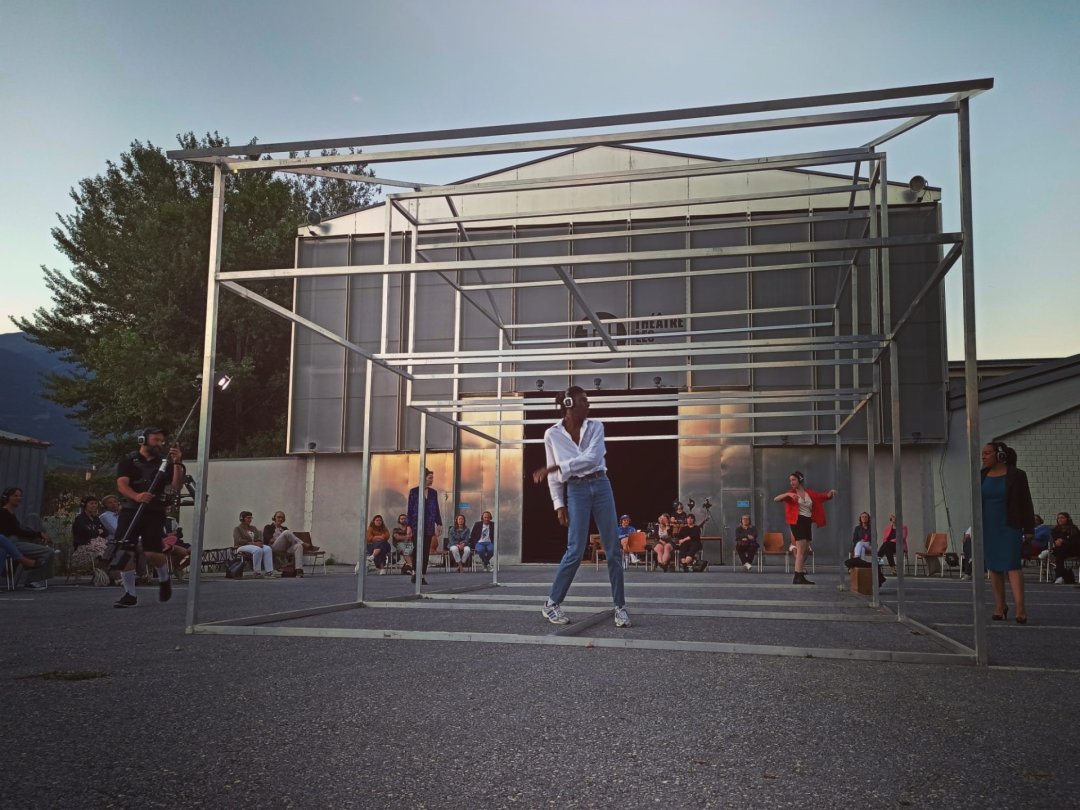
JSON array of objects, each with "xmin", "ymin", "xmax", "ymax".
[
  {"xmin": 993, "ymin": 441, "xmax": 1009, "ymax": 464},
  {"xmin": 137, "ymin": 426, "xmax": 164, "ymax": 446}
]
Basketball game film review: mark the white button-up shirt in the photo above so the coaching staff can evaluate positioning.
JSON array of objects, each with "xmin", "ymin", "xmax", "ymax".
[{"xmin": 544, "ymin": 418, "xmax": 607, "ymax": 510}]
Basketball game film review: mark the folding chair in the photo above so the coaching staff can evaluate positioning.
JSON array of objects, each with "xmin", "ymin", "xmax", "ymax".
[
  {"xmin": 623, "ymin": 531, "xmax": 649, "ymax": 570},
  {"xmin": 762, "ymin": 532, "xmax": 787, "ymax": 569},
  {"xmin": 915, "ymin": 532, "xmax": 949, "ymax": 576},
  {"xmin": 292, "ymin": 532, "xmax": 327, "ymax": 575}
]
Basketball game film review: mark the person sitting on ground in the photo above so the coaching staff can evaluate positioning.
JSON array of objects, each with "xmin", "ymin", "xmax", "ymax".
[
  {"xmin": 618, "ymin": 514, "xmax": 640, "ymax": 565},
  {"xmin": 1051, "ymin": 512, "xmax": 1080, "ymax": 585},
  {"xmin": 0, "ymin": 486, "xmax": 58, "ymax": 590},
  {"xmin": 71, "ymin": 495, "xmax": 109, "ymax": 567},
  {"xmin": 845, "ymin": 531, "xmax": 887, "ymax": 588},
  {"xmin": 233, "ymin": 511, "xmax": 274, "ymax": 578},
  {"xmin": 653, "ymin": 513, "xmax": 675, "ymax": 572},
  {"xmin": 362, "ymin": 514, "xmax": 392, "ymax": 574},
  {"xmin": 735, "ymin": 514, "xmax": 759, "ymax": 571},
  {"xmin": 469, "ymin": 510, "xmax": 496, "ymax": 572},
  {"xmin": 391, "ymin": 513, "xmax": 416, "ymax": 576},
  {"xmin": 676, "ymin": 513, "xmax": 704, "ymax": 572},
  {"xmin": 447, "ymin": 514, "xmax": 473, "ymax": 572},
  {"xmin": 264, "ymin": 511, "xmax": 306, "ymax": 575},
  {"xmin": 878, "ymin": 515, "xmax": 908, "ymax": 573},
  {"xmin": 1031, "ymin": 514, "xmax": 1051, "ymax": 559}
]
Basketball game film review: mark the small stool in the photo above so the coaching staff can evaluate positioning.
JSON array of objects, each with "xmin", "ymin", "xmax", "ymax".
[{"xmin": 849, "ymin": 566, "xmax": 873, "ymax": 595}]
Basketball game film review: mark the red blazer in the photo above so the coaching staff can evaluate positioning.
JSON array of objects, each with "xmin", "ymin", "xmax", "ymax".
[{"xmin": 782, "ymin": 488, "xmax": 833, "ymax": 527}]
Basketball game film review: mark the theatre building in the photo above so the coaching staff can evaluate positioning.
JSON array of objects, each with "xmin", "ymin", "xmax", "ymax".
[{"xmin": 199, "ymin": 142, "xmax": 968, "ymax": 567}]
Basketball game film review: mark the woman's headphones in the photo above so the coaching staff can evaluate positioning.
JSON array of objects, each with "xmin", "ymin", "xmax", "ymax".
[
  {"xmin": 0, "ymin": 486, "xmax": 17, "ymax": 506},
  {"xmin": 993, "ymin": 442, "xmax": 1009, "ymax": 464},
  {"xmin": 791, "ymin": 471, "xmax": 805, "ymax": 484}
]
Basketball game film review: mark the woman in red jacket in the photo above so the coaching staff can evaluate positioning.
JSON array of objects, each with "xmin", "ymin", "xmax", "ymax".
[{"xmin": 773, "ymin": 471, "xmax": 836, "ymax": 585}]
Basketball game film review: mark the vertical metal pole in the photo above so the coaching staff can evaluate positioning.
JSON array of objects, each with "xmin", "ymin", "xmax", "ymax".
[
  {"xmin": 879, "ymin": 155, "xmax": 905, "ymax": 618},
  {"xmin": 867, "ymin": 157, "xmax": 882, "ymax": 609},
  {"xmin": 355, "ymin": 358, "xmax": 373, "ymax": 603},
  {"xmin": 417, "ymin": 413, "xmax": 428, "ymax": 596},
  {"xmin": 493, "ymin": 435, "xmax": 502, "ymax": 587},
  {"xmin": 184, "ymin": 165, "xmax": 225, "ymax": 632},
  {"xmin": 959, "ymin": 98, "xmax": 988, "ymax": 665}
]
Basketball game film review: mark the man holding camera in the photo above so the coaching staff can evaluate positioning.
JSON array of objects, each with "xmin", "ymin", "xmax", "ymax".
[{"xmin": 111, "ymin": 427, "xmax": 185, "ymax": 608}]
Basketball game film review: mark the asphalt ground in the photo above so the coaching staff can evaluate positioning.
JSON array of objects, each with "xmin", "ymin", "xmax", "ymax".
[{"xmin": 3, "ymin": 563, "xmax": 1079, "ymax": 809}]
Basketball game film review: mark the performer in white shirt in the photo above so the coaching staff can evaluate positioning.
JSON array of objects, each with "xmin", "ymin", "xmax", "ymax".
[{"xmin": 532, "ymin": 386, "xmax": 631, "ymax": 628}]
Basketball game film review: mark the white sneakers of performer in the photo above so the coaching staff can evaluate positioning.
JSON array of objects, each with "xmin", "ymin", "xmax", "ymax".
[
  {"xmin": 614, "ymin": 606, "xmax": 632, "ymax": 628},
  {"xmin": 542, "ymin": 602, "xmax": 569, "ymax": 625}
]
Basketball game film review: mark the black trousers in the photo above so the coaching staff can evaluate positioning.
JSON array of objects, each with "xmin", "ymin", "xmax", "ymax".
[
  {"xmin": 1053, "ymin": 539, "xmax": 1080, "ymax": 579},
  {"xmin": 845, "ymin": 557, "xmax": 886, "ymax": 585},
  {"xmin": 879, "ymin": 540, "xmax": 897, "ymax": 567},
  {"xmin": 736, "ymin": 541, "xmax": 758, "ymax": 565}
]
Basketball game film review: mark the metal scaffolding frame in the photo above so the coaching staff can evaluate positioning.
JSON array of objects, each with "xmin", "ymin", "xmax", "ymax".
[{"xmin": 170, "ymin": 78, "xmax": 993, "ymax": 665}]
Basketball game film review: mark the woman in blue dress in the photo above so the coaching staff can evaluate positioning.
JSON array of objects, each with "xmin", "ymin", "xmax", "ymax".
[{"xmin": 980, "ymin": 441, "xmax": 1035, "ymax": 624}]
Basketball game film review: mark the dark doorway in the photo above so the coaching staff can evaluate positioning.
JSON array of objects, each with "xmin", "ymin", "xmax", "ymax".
[{"xmin": 521, "ymin": 389, "xmax": 678, "ymax": 562}]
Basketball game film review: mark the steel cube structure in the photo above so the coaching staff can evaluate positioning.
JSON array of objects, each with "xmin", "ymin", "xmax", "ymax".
[{"xmin": 169, "ymin": 78, "xmax": 994, "ymax": 665}]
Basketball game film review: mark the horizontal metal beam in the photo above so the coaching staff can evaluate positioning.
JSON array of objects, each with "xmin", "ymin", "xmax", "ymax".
[
  {"xmin": 219, "ymin": 233, "xmax": 961, "ymax": 282},
  {"xmin": 418, "ymin": 211, "xmax": 868, "ymax": 252},
  {"xmin": 279, "ymin": 166, "xmax": 428, "ymax": 190},
  {"xmin": 216, "ymin": 102, "xmax": 959, "ymax": 172},
  {"xmin": 168, "ymin": 79, "xmax": 990, "ymax": 159},
  {"xmin": 393, "ymin": 147, "xmax": 876, "ymax": 200}
]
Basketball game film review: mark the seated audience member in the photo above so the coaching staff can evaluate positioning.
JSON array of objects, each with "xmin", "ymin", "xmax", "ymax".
[
  {"xmin": 1051, "ymin": 512, "xmax": 1080, "ymax": 585},
  {"xmin": 71, "ymin": 495, "xmax": 109, "ymax": 566},
  {"xmin": 391, "ymin": 513, "xmax": 416, "ymax": 576},
  {"xmin": 264, "ymin": 511, "xmax": 306, "ymax": 574},
  {"xmin": 671, "ymin": 502, "xmax": 688, "ymax": 530},
  {"xmin": 851, "ymin": 512, "xmax": 873, "ymax": 556},
  {"xmin": 233, "ymin": 511, "xmax": 274, "ymax": 577},
  {"xmin": 362, "ymin": 514, "xmax": 392, "ymax": 574},
  {"xmin": 447, "ymin": 514, "xmax": 472, "ymax": 572},
  {"xmin": 470, "ymin": 511, "xmax": 496, "ymax": 572},
  {"xmin": 676, "ymin": 513, "xmax": 703, "ymax": 572},
  {"xmin": 844, "ymin": 532, "xmax": 887, "ymax": 587},
  {"xmin": 162, "ymin": 516, "xmax": 191, "ymax": 581},
  {"xmin": 653, "ymin": 513, "xmax": 675, "ymax": 572},
  {"xmin": 878, "ymin": 515, "xmax": 908, "ymax": 572},
  {"xmin": 1031, "ymin": 515, "xmax": 1051, "ymax": 558},
  {"xmin": 618, "ymin": 514, "xmax": 640, "ymax": 565},
  {"xmin": 0, "ymin": 534, "xmax": 42, "ymax": 577},
  {"xmin": 0, "ymin": 486, "xmax": 57, "ymax": 590},
  {"xmin": 99, "ymin": 494, "xmax": 121, "ymax": 541},
  {"xmin": 735, "ymin": 514, "xmax": 759, "ymax": 571}
]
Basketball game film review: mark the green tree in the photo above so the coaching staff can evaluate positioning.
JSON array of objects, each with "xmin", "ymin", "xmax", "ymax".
[{"xmin": 14, "ymin": 133, "xmax": 377, "ymax": 463}]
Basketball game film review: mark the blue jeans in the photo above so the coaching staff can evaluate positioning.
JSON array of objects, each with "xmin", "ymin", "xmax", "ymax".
[
  {"xmin": 474, "ymin": 541, "xmax": 494, "ymax": 566},
  {"xmin": 548, "ymin": 474, "xmax": 625, "ymax": 607}
]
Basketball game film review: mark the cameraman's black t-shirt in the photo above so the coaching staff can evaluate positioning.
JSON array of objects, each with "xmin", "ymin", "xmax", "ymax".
[{"xmin": 117, "ymin": 451, "xmax": 174, "ymax": 516}]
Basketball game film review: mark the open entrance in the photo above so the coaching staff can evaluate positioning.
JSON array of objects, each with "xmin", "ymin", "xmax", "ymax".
[{"xmin": 521, "ymin": 389, "xmax": 678, "ymax": 562}]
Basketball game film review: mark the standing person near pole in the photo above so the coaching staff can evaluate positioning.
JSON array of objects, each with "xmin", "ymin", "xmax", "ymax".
[
  {"xmin": 111, "ymin": 428, "xmax": 184, "ymax": 608},
  {"xmin": 407, "ymin": 469, "xmax": 442, "ymax": 586},
  {"xmin": 980, "ymin": 441, "xmax": 1034, "ymax": 623},
  {"xmin": 531, "ymin": 386, "xmax": 631, "ymax": 628},
  {"xmin": 773, "ymin": 471, "xmax": 835, "ymax": 586}
]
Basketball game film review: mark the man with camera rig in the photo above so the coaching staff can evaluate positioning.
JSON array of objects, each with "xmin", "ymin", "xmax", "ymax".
[{"xmin": 110, "ymin": 427, "xmax": 185, "ymax": 608}]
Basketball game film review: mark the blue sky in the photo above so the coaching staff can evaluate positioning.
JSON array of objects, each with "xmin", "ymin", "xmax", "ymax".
[{"xmin": 1, "ymin": 0, "xmax": 1077, "ymax": 359}]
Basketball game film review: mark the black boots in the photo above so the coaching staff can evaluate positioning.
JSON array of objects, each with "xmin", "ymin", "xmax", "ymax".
[{"xmin": 792, "ymin": 572, "xmax": 814, "ymax": 585}]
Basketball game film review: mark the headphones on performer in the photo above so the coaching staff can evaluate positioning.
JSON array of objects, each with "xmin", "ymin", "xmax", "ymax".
[
  {"xmin": 993, "ymin": 442, "xmax": 1009, "ymax": 464},
  {"xmin": 137, "ymin": 426, "xmax": 164, "ymax": 446},
  {"xmin": 0, "ymin": 487, "xmax": 18, "ymax": 506},
  {"xmin": 791, "ymin": 471, "xmax": 805, "ymax": 484},
  {"xmin": 557, "ymin": 387, "xmax": 580, "ymax": 412}
]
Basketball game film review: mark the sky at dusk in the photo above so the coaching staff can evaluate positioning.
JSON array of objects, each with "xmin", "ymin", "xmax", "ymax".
[{"xmin": 1, "ymin": 0, "xmax": 1077, "ymax": 359}]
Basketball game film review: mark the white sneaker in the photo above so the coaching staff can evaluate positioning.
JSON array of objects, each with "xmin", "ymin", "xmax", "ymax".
[
  {"xmin": 959, "ymin": 574, "xmax": 970, "ymax": 581},
  {"xmin": 744, "ymin": 562, "xmax": 752, "ymax": 571},
  {"xmin": 542, "ymin": 602, "xmax": 569, "ymax": 625},
  {"xmin": 1055, "ymin": 577, "xmax": 1065, "ymax": 585},
  {"xmin": 378, "ymin": 567, "xmax": 388, "ymax": 576},
  {"xmin": 353, "ymin": 562, "xmax": 361, "ymax": 574},
  {"xmin": 629, "ymin": 553, "xmax": 640, "ymax": 565},
  {"xmin": 614, "ymin": 606, "xmax": 632, "ymax": 628},
  {"xmin": 1038, "ymin": 549, "xmax": 1050, "ymax": 560}
]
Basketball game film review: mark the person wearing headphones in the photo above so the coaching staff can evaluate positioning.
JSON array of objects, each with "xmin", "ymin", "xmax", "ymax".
[
  {"xmin": 532, "ymin": 385, "xmax": 631, "ymax": 628},
  {"xmin": 0, "ymin": 486, "xmax": 55, "ymax": 589},
  {"xmin": 773, "ymin": 471, "xmax": 836, "ymax": 585},
  {"xmin": 111, "ymin": 427, "xmax": 185, "ymax": 607},
  {"xmin": 980, "ymin": 441, "xmax": 1035, "ymax": 623}
]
